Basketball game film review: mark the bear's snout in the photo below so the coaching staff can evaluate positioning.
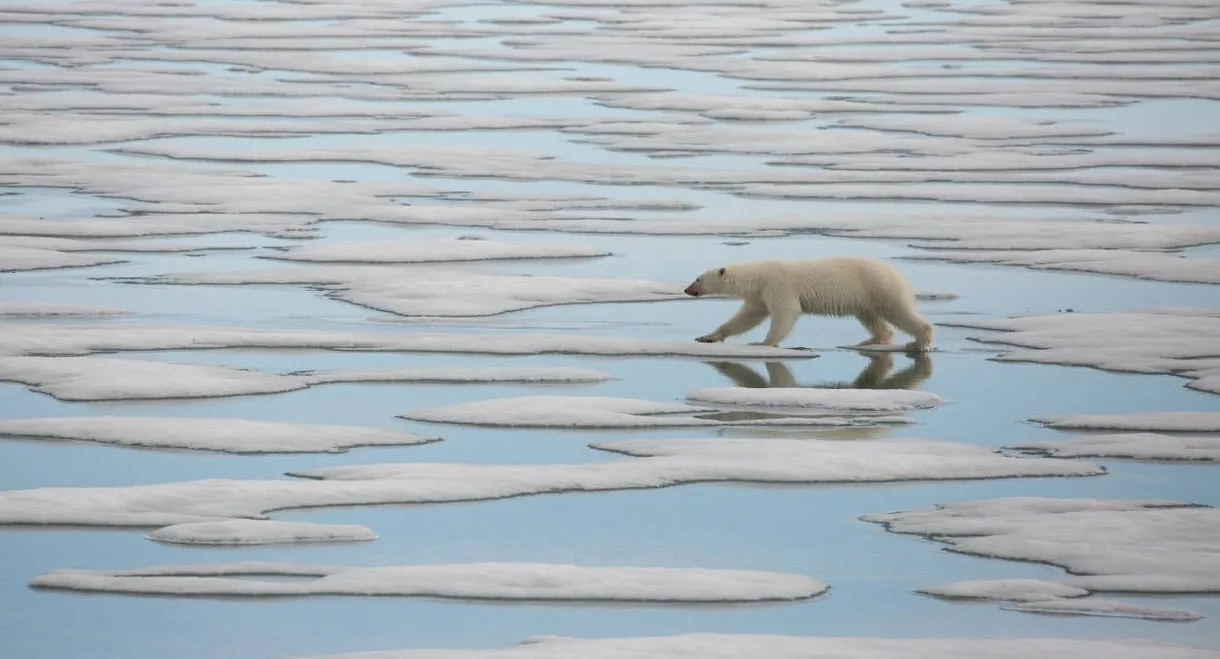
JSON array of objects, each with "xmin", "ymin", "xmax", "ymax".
[{"xmin": 684, "ymin": 284, "xmax": 701, "ymax": 297}]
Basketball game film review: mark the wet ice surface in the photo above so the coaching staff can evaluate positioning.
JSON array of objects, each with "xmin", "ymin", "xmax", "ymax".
[{"xmin": 2, "ymin": 0, "xmax": 1220, "ymax": 657}]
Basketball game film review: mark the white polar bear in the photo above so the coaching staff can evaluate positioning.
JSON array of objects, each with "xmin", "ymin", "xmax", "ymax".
[{"xmin": 683, "ymin": 256, "xmax": 934, "ymax": 350}]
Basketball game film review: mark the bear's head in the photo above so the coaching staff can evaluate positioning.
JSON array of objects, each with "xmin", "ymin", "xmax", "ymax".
[{"xmin": 684, "ymin": 267, "xmax": 727, "ymax": 297}]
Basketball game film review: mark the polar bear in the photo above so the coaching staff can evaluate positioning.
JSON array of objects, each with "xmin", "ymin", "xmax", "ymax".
[{"xmin": 683, "ymin": 256, "xmax": 933, "ymax": 350}]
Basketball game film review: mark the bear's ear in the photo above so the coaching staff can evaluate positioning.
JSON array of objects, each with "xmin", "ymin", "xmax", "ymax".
[{"xmin": 718, "ymin": 267, "xmax": 725, "ymax": 276}]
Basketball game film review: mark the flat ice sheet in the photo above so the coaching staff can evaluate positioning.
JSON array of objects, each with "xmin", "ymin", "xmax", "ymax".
[
  {"xmin": 1009, "ymin": 433, "xmax": 1220, "ymax": 461},
  {"xmin": 400, "ymin": 395, "xmax": 914, "ymax": 428},
  {"xmin": 0, "ymin": 417, "xmax": 438, "ymax": 454},
  {"xmin": 119, "ymin": 267, "xmax": 689, "ymax": 317},
  {"xmin": 907, "ymin": 249, "xmax": 1220, "ymax": 285},
  {"xmin": 0, "ymin": 356, "xmax": 611, "ymax": 401},
  {"xmin": 147, "ymin": 520, "xmax": 376, "ymax": 545},
  {"xmin": 686, "ymin": 387, "xmax": 944, "ymax": 413},
  {"xmin": 1001, "ymin": 598, "xmax": 1203, "ymax": 621},
  {"xmin": 0, "ymin": 323, "xmax": 816, "ymax": 359},
  {"xmin": 0, "ymin": 302, "xmax": 129, "ymax": 317},
  {"xmin": 917, "ymin": 579, "xmax": 1089, "ymax": 602},
  {"xmin": 29, "ymin": 562, "xmax": 827, "ymax": 603},
  {"xmin": 1034, "ymin": 413, "xmax": 1220, "ymax": 433},
  {"xmin": 0, "ymin": 439, "xmax": 1101, "ymax": 527},
  {"xmin": 266, "ymin": 239, "xmax": 611, "ymax": 264},
  {"xmin": 947, "ymin": 309, "xmax": 1220, "ymax": 394},
  {"xmin": 864, "ymin": 498, "xmax": 1220, "ymax": 594},
  {"xmin": 299, "ymin": 634, "xmax": 1220, "ymax": 659}
]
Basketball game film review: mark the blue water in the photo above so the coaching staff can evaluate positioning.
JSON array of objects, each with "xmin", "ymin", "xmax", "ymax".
[{"xmin": 2, "ymin": 1, "xmax": 1219, "ymax": 658}]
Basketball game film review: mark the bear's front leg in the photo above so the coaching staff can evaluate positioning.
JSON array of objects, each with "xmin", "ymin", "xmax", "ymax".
[
  {"xmin": 758, "ymin": 299, "xmax": 801, "ymax": 347},
  {"xmin": 696, "ymin": 300, "xmax": 767, "ymax": 344}
]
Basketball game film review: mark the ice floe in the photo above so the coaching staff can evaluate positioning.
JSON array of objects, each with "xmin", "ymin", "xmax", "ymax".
[
  {"xmin": 918, "ymin": 579, "xmax": 1089, "ymax": 603},
  {"xmin": 907, "ymin": 249, "xmax": 1220, "ymax": 285},
  {"xmin": 400, "ymin": 395, "xmax": 914, "ymax": 428},
  {"xmin": 265, "ymin": 239, "xmax": 611, "ymax": 264},
  {"xmin": 864, "ymin": 498, "xmax": 1220, "ymax": 595},
  {"xmin": 146, "ymin": 520, "xmax": 376, "ymax": 545},
  {"xmin": 0, "ymin": 356, "xmax": 610, "ymax": 401},
  {"xmin": 116, "ymin": 267, "xmax": 686, "ymax": 317},
  {"xmin": 947, "ymin": 309, "xmax": 1220, "ymax": 394},
  {"xmin": 0, "ymin": 439, "xmax": 1101, "ymax": 527},
  {"xmin": 1033, "ymin": 412, "xmax": 1220, "ymax": 433},
  {"xmin": 1009, "ymin": 433, "xmax": 1220, "ymax": 462},
  {"xmin": 0, "ymin": 302, "xmax": 128, "ymax": 317},
  {"xmin": 29, "ymin": 562, "xmax": 827, "ymax": 603},
  {"xmin": 685, "ymin": 387, "xmax": 945, "ymax": 413},
  {"xmin": 0, "ymin": 246, "xmax": 125, "ymax": 272},
  {"xmin": 296, "ymin": 634, "xmax": 1220, "ymax": 659},
  {"xmin": 1001, "ymin": 598, "xmax": 1203, "ymax": 622},
  {"xmin": 0, "ymin": 417, "xmax": 438, "ymax": 454},
  {"xmin": 0, "ymin": 324, "xmax": 814, "ymax": 360}
]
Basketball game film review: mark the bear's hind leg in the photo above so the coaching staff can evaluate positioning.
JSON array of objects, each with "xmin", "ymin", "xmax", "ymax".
[
  {"xmin": 856, "ymin": 312, "xmax": 894, "ymax": 346},
  {"xmin": 884, "ymin": 306, "xmax": 934, "ymax": 351}
]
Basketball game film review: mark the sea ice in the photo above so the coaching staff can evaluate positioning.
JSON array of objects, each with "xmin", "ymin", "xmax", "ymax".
[
  {"xmin": 0, "ymin": 439, "xmax": 1101, "ymax": 528},
  {"xmin": 0, "ymin": 417, "xmax": 438, "ymax": 454},
  {"xmin": 1009, "ymin": 433, "xmax": 1220, "ymax": 461},
  {"xmin": 0, "ymin": 302, "xmax": 128, "ymax": 317},
  {"xmin": 0, "ymin": 246, "xmax": 125, "ymax": 272},
  {"xmin": 146, "ymin": 520, "xmax": 377, "ymax": 545},
  {"xmin": 685, "ymin": 387, "xmax": 944, "ymax": 413},
  {"xmin": 0, "ymin": 323, "xmax": 815, "ymax": 359},
  {"xmin": 1033, "ymin": 413, "xmax": 1220, "ymax": 433},
  {"xmin": 1001, "ymin": 598, "xmax": 1203, "ymax": 621},
  {"xmin": 29, "ymin": 562, "xmax": 827, "ymax": 603},
  {"xmin": 296, "ymin": 633, "xmax": 1220, "ymax": 659},
  {"xmin": 917, "ymin": 579, "xmax": 1089, "ymax": 602},
  {"xmin": 907, "ymin": 249, "xmax": 1220, "ymax": 285},
  {"xmin": 117, "ymin": 267, "xmax": 687, "ymax": 317},
  {"xmin": 399, "ymin": 395, "xmax": 914, "ymax": 428},
  {"xmin": 0, "ymin": 356, "xmax": 612, "ymax": 401},
  {"xmin": 265, "ymin": 239, "xmax": 611, "ymax": 264},
  {"xmin": 947, "ymin": 309, "xmax": 1220, "ymax": 394},
  {"xmin": 864, "ymin": 498, "xmax": 1220, "ymax": 595}
]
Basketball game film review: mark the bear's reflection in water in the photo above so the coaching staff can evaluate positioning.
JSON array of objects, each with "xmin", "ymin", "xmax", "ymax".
[
  {"xmin": 707, "ymin": 353, "xmax": 933, "ymax": 391},
  {"xmin": 695, "ymin": 354, "xmax": 934, "ymax": 436}
]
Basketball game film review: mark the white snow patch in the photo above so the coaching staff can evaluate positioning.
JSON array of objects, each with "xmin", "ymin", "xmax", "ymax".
[
  {"xmin": 296, "ymin": 634, "xmax": 1220, "ymax": 659},
  {"xmin": 1002, "ymin": 598, "xmax": 1203, "ymax": 622},
  {"xmin": 267, "ymin": 239, "xmax": 611, "ymax": 264},
  {"xmin": 864, "ymin": 498, "xmax": 1220, "ymax": 595},
  {"xmin": 947, "ymin": 310, "xmax": 1220, "ymax": 395},
  {"xmin": 918, "ymin": 578, "xmax": 1089, "ymax": 602},
  {"xmin": 0, "ymin": 356, "xmax": 613, "ymax": 401},
  {"xmin": 908, "ymin": 249, "xmax": 1220, "ymax": 285},
  {"xmin": 1010, "ymin": 433, "xmax": 1220, "ymax": 461},
  {"xmin": 401, "ymin": 395, "xmax": 914, "ymax": 428},
  {"xmin": 0, "ymin": 302, "xmax": 129, "ymax": 317},
  {"xmin": 0, "ymin": 417, "xmax": 437, "ymax": 454},
  {"xmin": 0, "ymin": 439, "xmax": 1101, "ymax": 528},
  {"xmin": 147, "ymin": 520, "xmax": 376, "ymax": 545},
  {"xmin": 29, "ymin": 562, "xmax": 827, "ymax": 603},
  {"xmin": 119, "ymin": 267, "xmax": 687, "ymax": 317},
  {"xmin": 685, "ymin": 387, "xmax": 944, "ymax": 413},
  {"xmin": 1034, "ymin": 413, "xmax": 1220, "ymax": 433},
  {"xmin": 0, "ymin": 246, "xmax": 125, "ymax": 272}
]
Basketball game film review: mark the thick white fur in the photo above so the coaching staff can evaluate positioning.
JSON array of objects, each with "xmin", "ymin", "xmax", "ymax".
[{"xmin": 685, "ymin": 256, "xmax": 934, "ymax": 350}]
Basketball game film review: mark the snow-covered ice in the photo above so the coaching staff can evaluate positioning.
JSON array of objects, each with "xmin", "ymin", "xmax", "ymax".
[
  {"xmin": 0, "ymin": 323, "xmax": 816, "ymax": 359},
  {"xmin": 685, "ymin": 387, "xmax": 944, "ymax": 413},
  {"xmin": 0, "ymin": 302, "xmax": 128, "ymax": 317},
  {"xmin": 1001, "ymin": 598, "xmax": 1203, "ymax": 621},
  {"xmin": 0, "ymin": 356, "xmax": 610, "ymax": 401},
  {"xmin": 1033, "ymin": 413, "xmax": 1220, "ymax": 433},
  {"xmin": 0, "ymin": 417, "xmax": 438, "ymax": 454},
  {"xmin": 864, "ymin": 498, "xmax": 1220, "ymax": 594},
  {"xmin": 917, "ymin": 579, "xmax": 1089, "ymax": 602},
  {"xmin": 1009, "ymin": 433, "xmax": 1220, "ymax": 461},
  {"xmin": 146, "ymin": 520, "xmax": 377, "ymax": 545},
  {"xmin": 907, "ymin": 249, "xmax": 1220, "ymax": 285},
  {"xmin": 297, "ymin": 634, "xmax": 1220, "ymax": 659},
  {"xmin": 266, "ymin": 239, "xmax": 611, "ymax": 264},
  {"xmin": 117, "ymin": 267, "xmax": 688, "ymax": 317},
  {"xmin": 0, "ymin": 439, "xmax": 1101, "ymax": 528},
  {"xmin": 400, "ymin": 395, "xmax": 915, "ymax": 428},
  {"xmin": 947, "ymin": 309, "xmax": 1220, "ymax": 394},
  {"xmin": 29, "ymin": 562, "xmax": 827, "ymax": 603}
]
